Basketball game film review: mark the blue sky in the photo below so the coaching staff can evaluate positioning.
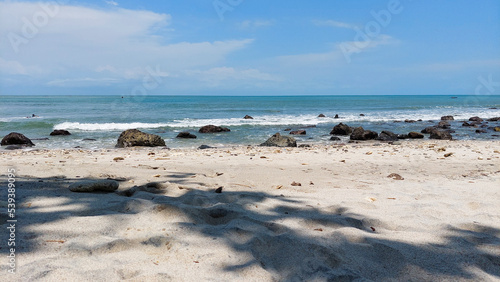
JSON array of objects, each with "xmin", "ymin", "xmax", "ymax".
[{"xmin": 0, "ymin": 0, "xmax": 499, "ymax": 95}]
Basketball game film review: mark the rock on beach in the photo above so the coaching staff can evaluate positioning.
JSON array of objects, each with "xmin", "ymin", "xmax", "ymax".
[
  {"xmin": 116, "ymin": 129, "xmax": 166, "ymax": 148},
  {"xmin": 1, "ymin": 132, "xmax": 35, "ymax": 147},
  {"xmin": 260, "ymin": 133, "xmax": 297, "ymax": 147}
]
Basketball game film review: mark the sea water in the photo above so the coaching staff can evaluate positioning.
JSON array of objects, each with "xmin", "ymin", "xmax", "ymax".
[{"xmin": 1, "ymin": 95, "xmax": 499, "ymax": 149}]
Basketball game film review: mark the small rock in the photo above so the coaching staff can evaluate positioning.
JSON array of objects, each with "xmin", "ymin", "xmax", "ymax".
[
  {"xmin": 82, "ymin": 138, "xmax": 97, "ymax": 141},
  {"xmin": 50, "ymin": 130, "xmax": 71, "ymax": 136},
  {"xmin": 69, "ymin": 180, "xmax": 119, "ymax": 193},
  {"xmin": 334, "ymin": 114, "xmax": 339, "ymax": 119},
  {"xmin": 214, "ymin": 187, "xmax": 223, "ymax": 193},
  {"xmin": 387, "ymin": 173, "xmax": 404, "ymax": 180},
  {"xmin": 377, "ymin": 131, "xmax": 398, "ymax": 141},
  {"xmin": 487, "ymin": 117, "xmax": 500, "ymax": 121},
  {"xmin": 437, "ymin": 121, "xmax": 450, "ymax": 129},
  {"xmin": 441, "ymin": 116, "xmax": 454, "ymax": 121},
  {"xmin": 494, "ymin": 127, "xmax": 500, "ymax": 132},
  {"xmin": 260, "ymin": 133, "xmax": 297, "ymax": 147},
  {"xmin": 283, "ymin": 128, "xmax": 292, "ymax": 131},
  {"xmin": 404, "ymin": 119, "xmax": 416, "ymax": 123},
  {"xmin": 291, "ymin": 181, "xmax": 301, "ymax": 186},
  {"xmin": 444, "ymin": 153, "xmax": 453, "ymax": 158},
  {"xmin": 290, "ymin": 130, "xmax": 306, "ymax": 135},
  {"xmin": 469, "ymin": 116, "xmax": 483, "ymax": 122},
  {"xmin": 330, "ymin": 123, "xmax": 352, "ymax": 135},
  {"xmin": 359, "ymin": 114, "xmax": 365, "ymax": 117},
  {"xmin": 430, "ymin": 130, "xmax": 452, "ymax": 140},
  {"xmin": 176, "ymin": 132, "xmax": 197, "ymax": 139},
  {"xmin": 198, "ymin": 145, "xmax": 215, "ymax": 150},
  {"xmin": 199, "ymin": 125, "xmax": 230, "ymax": 133},
  {"xmin": 408, "ymin": 132, "xmax": 424, "ymax": 139},
  {"xmin": 298, "ymin": 144, "xmax": 311, "ymax": 148},
  {"xmin": 113, "ymin": 157, "xmax": 124, "ymax": 162},
  {"xmin": 318, "ymin": 114, "xmax": 326, "ymax": 118},
  {"xmin": 330, "ymin": 136, "xmax": 341, "ymax": 141},
  {"xmin": 243, "ymin": 115, "xmax": 254, "ymax": 119},
  {"xmin": 475, "ymin": 129, "xmax": 487, "ymax": 133}
]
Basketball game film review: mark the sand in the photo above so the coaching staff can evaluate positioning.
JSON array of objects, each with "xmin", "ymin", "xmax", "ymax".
[{"xmin": 1, "ymin": 140, "xmax": 499, "ymax": 281}]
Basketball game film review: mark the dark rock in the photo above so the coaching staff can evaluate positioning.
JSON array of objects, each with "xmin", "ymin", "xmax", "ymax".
[
  {"xmin": 330, "ymin": 123, "xmax": 352, "ymax": 135},
  {"xmin": 359, "ymin": 114, "xmax": 365, "ymax": 117},
  {"xmin": 198, "ymin": 145, "xmax": 215, "ymax": 150},
  {"xmin": 487, "ymin": 117, "xmax": 500, "ymax": 122},
  {"xmin": 397, "ymin": 134, "xmax": 409, "ymax": 139},
  {"xmin": 334, "ymin": 114, "xmax": 339, "ymax": 119},
  {"xmin": 82, "ymin": 138, "xmax": 97, "ymax": 141},
  {"xmin": 393, "ymin": 120, "xmax": 402, "ymax": 123},
  {"xmin": 298, "ymin": 144, "xmax": 311, "ymax": 148},
  {"xmin": 243, "ymin": 115, "xmax": 253, "ymax": 119},
  {"xmin": 417, "ymin": 119, "xmax": 423, "ymax": 122},
  {"xmin": 283, "ymin": 128, "xmax": 292, "ymax": 131},
  {"xmin": 1, "ymin": 132, "xmax": 34, "ymax": 147},
  {"xmin": 377, "ymin": 131, "xmax": 398, "ymax": 141},
  {"xmin": 302, "ymin": 125, "xmax": 316, "ymax": 128},
  {"xmin": 408, "ymin": 132, "xmax": 424, "ymax": 139},
  {"xmin": 404, "ymin": 119, "xmax": 416, "ymax": 123},
  {"xmin": 462, "ymin": 122, "xmax": 475, "ymax": 127},
  {"xmin": 50, "ymin": 130, "xmax": 71, "ymax": 136},
  {"xmin": 469, "ymin": 116, "xmax": 483, "ymax": 122},
  {"xmin": 421, "ymin": 127, "xmax": 437, "ymax": 134},
  {"xmin": 69, "ymin": 180, "xmax": 119, "ymax": 193},
  {"xmin": 318, "ymin": 114, "xmax": 326, "ymax": 118},
  {"xmin": 116, "ymin": 129, "xmax": 165, "ymax": 148},
  {"xmin": 214, "ymin": 187, "xmax": 223, "ymax": 193},
  {"xmin": 4, "ymin": 145, "xmax": 24, "ymax": 150},
  {"xmin": 441, "ymin": 116, "xmax": 454, "ymax": 121},
  {"xmin": 330, "ymin": 136, "xmax": 341, "ymax": 141},
  {"xmin": 176, "ymin": 132, "xmax": 197, "ymax": 139},
  {"xmin": 430, "ymin": 130, "xmax": 452, "ymax": 140},
  {"xmin": 260, "ymin": 133, "xmax": 297, "ymax": 147},
  {"xmin": 350, "ymin": 127, "xmax": 378, "ymax": 141},
  {"xmin": 32, "ymin": 138, "xmax": 49, "ymax": 141},
  {"xmin": 476, "ymin": 129, "xmax": 487, "ymax": 133},
  {"xmin": 290, "ymin": 130, "xmax": 306, "ymax": 135},
  {"xmin": 199, "ymin": 125, "xmax": 230, "ymax": 133},
  {"xmin": 437, "ymin": 121, "xmax": 450, "ymax": 129}
]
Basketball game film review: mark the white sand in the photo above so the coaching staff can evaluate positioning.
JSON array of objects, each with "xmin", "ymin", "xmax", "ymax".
[{"xmin": 1, "ymin": 140, "xmax": 499, "ymax": 281}]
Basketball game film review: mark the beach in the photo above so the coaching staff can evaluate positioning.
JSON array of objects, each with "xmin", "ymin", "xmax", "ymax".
[{"xmin": 1, "ymin": 140, "xmax": 499, "ymax": 281}]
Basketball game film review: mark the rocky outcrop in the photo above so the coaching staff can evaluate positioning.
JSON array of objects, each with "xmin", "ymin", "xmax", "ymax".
[
  {"xmin": 441, "ymin": 116, "xmax": 454, "ymax": 121},
  {"xmin": 377, "ymin": 131, "xmax": 398, "ymax": 141},
  {"xmin": 408, "ymin": 132, "xmax": 424, "ymax": 139},
  {"xmin": 350, "ymin": 127, "xmax": 378, "ymax": 141},
  {"xmin": 243, "ymin": 115, "xmax": 253, "ymax": 119},
  {"xmin": 260, "ymin": 133, "xmax": 297, "ymax": 147},
  {"xmin": 199, "ymin": 125, "xmax": 230, "ymax": 133},
  {"xmin": 116, "ymin": 129, "xmax": 166, "ymax": 148},
  {"xmin": 290, "ymin": 130, "xmax": 306, "ymax": 135},
  {"xmin": 330, "ymin": 123, "xmax": 352, "ymax": 135},
  {"xmin": 176, "ymin": 132, "xmax": 197, "ymax": 139},
  {"xmin": 50, "ymin": 130, "xmax": 71, "ymax": 136},
  {"xmin": 430, "ymin": 129, "xmax": 452, "ymax": 140},
  {"xmin": 1, "ymin": 132, "xmax": 34, "ymax": 147},
  {"xmin": 69, "ymin": 180, "xmax": 119, "ymax": 193}
]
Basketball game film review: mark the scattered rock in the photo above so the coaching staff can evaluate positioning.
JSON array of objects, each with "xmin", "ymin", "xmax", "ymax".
[
  {"xmin": 421, "ymin": 127, "xmax": 437, "ymax": 134},
  {"xmin": 462, "ymin": 122, "xmax": 476, "ymax": 127},
  {"xmin": 330, "ymin": 123, "xmax": 352, "ymax": 135},
  {"xmin": 430, "ymin": 129, "xmax": 452, "ymax": 140},
  {"xmin": 476, "ymin": 129, "xmax": 487, "ymax": 133},
  {"xmin": 487, "ymin": 117, "xmax": 500, "ymax": 122},
  {"xmin": 318, "ymin": 114, "xmax": 326, "ymax": 118},
  {"xmin": 291, "ymin": 181, "xmax": 302, "ymax": 186},
  {"xmin": 334, "ymin": 114, "xmax": 339, "ymax": 119},
  {"xmin": 302, "ymin": 125, "xmax": 316, "ymax": 128},
  {"xmin": 290, "ymin": 130, "xmax": 306, "ymax": 135},
  {"xmin": 116, "ymin": 129, "xmax": 165, "ymax": 148},
  {"xmin": 82, "ymin": 138, "xmax": 96, "ymax": 141},
  {"xmin": 397, "ymin": 134, "xmax": 409, "ymax": 139},
  {"xmin": 198, "ymin": 145, "xmax": 215, "ymax": 150},
  {"xmin": 243, "ymin": 115, "xmax": 253, "ymax": 119},
  {"xmin": 441, "ymin": 116, "xmax": 454, "ymax": 121},
  {"xmin": 359, "ymin": 114, "xmax": 365, "ymax": 117},
  {"xmin": 469, "ymin": 116, "xmax": 483, "ymax": 122},
  {"xmin": 298, "ymin": 144, "xmax": 311, "ymax": 148},
  {"xmin": 330, "ymin": 136, "xmax": 341, "ymax": 141},
  {"xmin": 4, "ymin": 145, "xmax": 24, "ymax": 150},
  {"xmin": 404, "ymin": 119, "xmax": 416, "ymax": 123},
  {"xmin": 214, "ymin": 187, "xmax": 223, "ymax": 193},
  {"xmin": 176, "ymin": 132, "xmax": 197, "ymax": 139},
  {"xmin": 50, "ymin": 130, "xmax": 71, "ymax": 136},
  {"xmin": 350, "ymin": 127, "xmax": 378, "ymax": 141},
  {"xmin": 444, "ymin": 153, "xmax": 453, "ymax": 158},
  {"xmin": 437, "ymin": 121, "xmax": 450, "ymax": 129},
  {"xmin": 1, "ymin": 132, "xmax": 35, "ymax": 147},
  {"xmin": 260, "ymin": 133, "xmax": 297, "ymax": 147},
  {"xmin": 199, "ymin": 125, "xmax": 230, "ymax": 133},
  {"xmin": 283, "ymin": 128, "xmax": 292, "ymax": 131},
  {"xmin": 32, "ymin": 138, "xmax": 49, "ymax": 141},
  {"xmin": 69, "ymin": 180, "xmax": 119, "ymax": 193},
  {"xmin": 113, "ymin": 157, "xmax": 125, "ymax": 162},
  {"xmin": 377, "ymin": 131, "xmax": 398, "ymax": 141},
  {"xmin": 408, "ymin": 132, "xmax": 424, "ymax": 139},
  {"xmin": 387, "ymin": 173, "xmax": 404, "ymax": 180}
]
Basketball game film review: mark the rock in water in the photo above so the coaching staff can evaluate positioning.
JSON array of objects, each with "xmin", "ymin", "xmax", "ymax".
[
  {"xmin": 1, "ymin": 132, "xmax": 35, "ymax": 147},
  {"xmin": 243, "ymin": 115, "xmax": 254, "ymax": 119},
  {"xmin": 377, "ymin": 131, "xmax": 398, "ymax": 141},
  {"xmin": 350, "ymin": 127, "xmax": 378, "ymax": 140},
  {"xmin": 330, "ymin": 123, "xmax": 352, "ymax": 135},
  {"xmin": 199, "ymin": 125, "xmax": 231, "ymax": 133},
  {"xmin": 176, "ymin": 132, "xmax": 197, "ymax": 139},
  {"xmin": 441, "ymin": 116, "xmax": 454, "ymax": 121},
  {"xmin": 318, "ymin": 114, "xmax": 326, "ymax": 118},
  {"xmin": 408, "ymin": 132, "xmax": 424, "ymax": 139},
  {"xmin": 289, "ymin": 130, "xmax": 306, "ymax": 135},
  {"xmin": 116, "ymin": 129, "xmax": 165, "ymax": 148},
  {"xmin": 437, "ymin": 121, "xmax": 450, "ymax": 129},
  {"xmin": 50, "ymin": 130, "xmax": 71, "ymax": 136},
  {"xmin": 469, "ymin": 116, "xmax": 483, "ymax": 122},
  {"xmin": 260, "ymin": 133, "xmax": 297, "ymax": 147},
  {"xmin": 69, "ymin": 180, "xmax": 119, "ymax": 192},
  {"xmin": 330, "ymin": 136, "xmax": 341, "ymax": 141},
  {"xmin": 430, "ymin": 130, "xmax": 453, "ymax": 140}
]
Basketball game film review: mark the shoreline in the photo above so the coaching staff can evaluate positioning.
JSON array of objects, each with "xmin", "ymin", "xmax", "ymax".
[{"xmin": 1, "ymin": 139, "xmax": 500, "ymax": 280}]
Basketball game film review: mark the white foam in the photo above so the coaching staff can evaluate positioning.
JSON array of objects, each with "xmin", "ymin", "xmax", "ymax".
[{"xmin": 54, "ymin": 122, "xmax": 171, "ymax": 131}]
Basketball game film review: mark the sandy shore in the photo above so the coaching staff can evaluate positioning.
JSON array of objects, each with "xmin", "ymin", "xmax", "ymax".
[{"xmin": 1, "ymin": 140, "xmax": 500, "ymax": 281}]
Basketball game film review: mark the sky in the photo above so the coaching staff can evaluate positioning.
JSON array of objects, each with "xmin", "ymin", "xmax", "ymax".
[{"xmin": 0, "ymin": 0, "xmax": 499, "ymax": 95}]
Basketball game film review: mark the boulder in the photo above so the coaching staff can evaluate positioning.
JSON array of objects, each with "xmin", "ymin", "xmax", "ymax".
[
  {"xmin": 487, "ymin": 117, "xmax": 500, "ymax": 122},
  {"xmin": 260, "ymin": 133, "xmax": 297, "ymax": 147},
  {"xmin": 350, "ymin": 127, "xmax": 378, "ymax": 141},
  {"xmin": 50, "ymin": 130, "xmax": 71, "ymax": 136},
  {"xmin": 437, "ymin": 121, "xmax": 450, "ymax": 129},
  {"xmin": 469, "ymin": 116, "xmax": 483, "ymax": 122},
  {"xmin": 290, "ymin": 130, "xmax": 306, "ymax": 135},
  {"xmin": 330, "ymin": 136, "xmax": 341, "ymax": 141},
  {"xmin": 176, "ymin": 132, "xmax": 197, "ymax": 139},
  {"xmin": 377, "ymin": 131, "xmax": 398, "ymax": 141},
  {"xmin": 408, "ymin": 132, "xmax": 424, "ymax": 139},
  {"xmin": 1, "ymin": 132, "xmax": 34, "ymax": 147},
  {"xmin": 116, "ymin": 129, "xmax": 165, "ymax": 148},
  {"xmin": 243, "ymin": 115, "xmax": 253, "ymax": 119},
  {"xmin": 441, "ymin": 116, "xmax": 454, "ymax": 121},
  {"xmin": 330, "ymin": 123, "xmax": 352, "ymax": 135},
  {"xmin": 69, "ymin": 180, "xmax": 119, "ymax": 193},
  {"xmin": 475, "ymin": 129, "xmax": 487, "ymax": 134},
  {"xmin": 397, "ymin": 134, "xmax": 409, "ymax": 139},
  {"xmin": 430, "ymin": 130, "xmax": 452, "ymax": 140},
  {"xmin": 199, "ymin": 125, "xmax": 230, "ymax": 133},
  {"xmin": 318, "ymin": 114, "xmax": 326, "ymax": 118},
  {"xmin": 359, "ymin": 114, "xmax": 365, "ymax": 117},
  {"xmin": 334, "ymin": 114, "xmax": 339, "ymax": 119},
  {"xmin": 421, "ymin": 127, "xmax": 437, "ymax": 134}
]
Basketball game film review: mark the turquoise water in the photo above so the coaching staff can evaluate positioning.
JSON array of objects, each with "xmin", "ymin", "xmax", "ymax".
[{"xmin": 1, "ymin": 95, "xmax": 499, "ymax": 149}]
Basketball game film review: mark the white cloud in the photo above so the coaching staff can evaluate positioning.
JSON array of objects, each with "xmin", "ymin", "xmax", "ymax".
[
  {"xmin": 0, "ymin": 57, "xmax": 43, "ymax": 75},
  {"xmin": 185, "ymin": 67, "xmax": 282, "ymax": 87},
  {"xmin": 47, "ymin": 77, "xmax": 122, "ymax": 87},
  {"xmin": 239, "ymin": 20, "xmax": 274, "ymax": 29},
  {"xmin": 105, "ymin": 1, "xmax": 119, "ymax": 6},
  {"xmin": 313, "ymin": 20, "xmax": 357, "ymax": 30}
]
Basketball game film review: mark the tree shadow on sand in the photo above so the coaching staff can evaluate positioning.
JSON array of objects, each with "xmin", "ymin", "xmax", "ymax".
[{"xmin": 1, "ymin": 174, "xmax": 499, "ymax": 281}]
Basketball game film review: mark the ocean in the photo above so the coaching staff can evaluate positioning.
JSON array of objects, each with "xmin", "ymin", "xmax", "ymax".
[{"xmin": 1, "ymin": 95, "xmax": 499, "ymax": 149}]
